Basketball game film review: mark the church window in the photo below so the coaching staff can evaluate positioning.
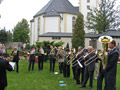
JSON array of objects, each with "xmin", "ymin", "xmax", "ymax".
[
  {"xmin": 87, "ymin": 5, "xmax": 90, "ymax": 10},
  {"xmin": 52, "ymin": 37, "xmax": 61, "ymax": 40},
  {"xmin": 37, "ymin": 17, "xmax": 40, "ymax": 41},
  {"xmin": 87, "ymin": 0, "xmax": 90, "ymax": 3},
  {"xmin": 72, "ymin": 17, "xmax": 76, "ymax": 32}
]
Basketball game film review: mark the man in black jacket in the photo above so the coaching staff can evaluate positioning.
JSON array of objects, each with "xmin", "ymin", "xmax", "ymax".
[
  {"xmin": 80, "ymin": 46, "xmax": 96, "ymax": 89},
  {"xmin": 75, "ymin": 46, "xmax": 86, "ymax": 84},
  {"xmin": 104, "ymin": 40, "xmax": 119, "ymax": 90},
  {"xmin": 0, "ymin": 53, "xmax": 13, "ymax": 90}
]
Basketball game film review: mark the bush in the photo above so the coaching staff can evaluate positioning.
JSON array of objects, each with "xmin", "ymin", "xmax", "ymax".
[{"xmin": 25, "ymin": 44, "xmax": 31, "ymax": 50}]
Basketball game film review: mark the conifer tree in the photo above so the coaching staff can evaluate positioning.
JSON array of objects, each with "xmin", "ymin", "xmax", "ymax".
[{"xmin": 72, "ymin": 13, "xmax": 85, "ymax": 51}]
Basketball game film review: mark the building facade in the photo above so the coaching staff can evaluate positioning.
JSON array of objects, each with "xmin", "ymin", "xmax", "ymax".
[
  {"xmin": 79, "ymin": 0, "xmax": 99, "ymax": 33},
  {"xmin": 30, "ymin": 0, "xmax": 79, "ymax": 45}
]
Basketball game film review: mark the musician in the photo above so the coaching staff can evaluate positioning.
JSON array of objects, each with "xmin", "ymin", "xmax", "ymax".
[
  {"xmin": 38, "ymin": 45, "xmax": 44, "ymax": 71},
  {"xmin": 71, "ymin": 49, "xmax": 77, "ymax": 80},
  {"xmin": 103, "ymin": 40, "xmax": 119, "ymax": 90},
  {"xmin": 0, "ymin": 53, "xmax": 13, "ymax": 90},
  {"xmin": 80, "ymin": 46, "xmax": 96, "ymax": 89},
  {"xmin": 57, "ymin": 46, "xmax": 65, "ymax": 73},
  {"xmin": 97, "ymin": 59, "xmax": 106, "ymax": 90},
  {"xmin": 12, "ymin": 47, "xmax": 19, "ymax": 73},
  {"xmin": 63, "ymin": 48, "xmax": 70, "ymax": 77},
  {"xmin": 75, "ymin": 46, "xmax": 86, "ymax": 84},
  {"xmin": 49, "ymin": 45, "xmax": 56, "ymax": 72},
  {"xmin": 1, "ymin": 45, "xmax": 8, "ymax": 58},
  {"xmin": 93, "ymin": 49, "xmax": 99, "ymax": 80},
  {"xmin": 28, "ymin": 47, "xmax": 36, "ymax": 72}
]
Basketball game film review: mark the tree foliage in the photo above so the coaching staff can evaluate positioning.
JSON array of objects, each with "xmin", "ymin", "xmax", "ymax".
[
  {"xmin": 36, "ymin": 40, "xmax": 64, "ymax": 53},
  {"xmin": 86, "ymin": 0, "xmax": 120, "ymax": 33},
  {"xmin": 72, "ymin": 13, "xmax": 85, "ymax": 51},
  {"xmin": 13, "ymin": 18, "xmax": 29, "ymax": 43},
  {"xmin": 0, "ymin": 27, "xmax": 13, "ymax": 43},
  {"xmin": 7, "ymin": 30, "xmax": 12, "ymax": 42},
  {"xmin": 0, "ymin": 28, "xmax": 8, "ymax": 43}
]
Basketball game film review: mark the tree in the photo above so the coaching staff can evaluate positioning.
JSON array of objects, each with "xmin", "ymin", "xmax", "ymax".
[
  {"xmin": 72, "ymin": 13, "xmax": 85, "ymax": 51},
  {"xmin": 86, "ymin": 0, "xmax": 120, "ymax": 33},
  {"xmin": 0, "ymin": 28, "xmax": 8, "ymax": 44},
  {"xmin": 7, "ymin": 30, "xmax": 12, "ymax": 42},
  {"xmin": 13, "ymin": 18, "xmax": 29, "ymax": 43}
]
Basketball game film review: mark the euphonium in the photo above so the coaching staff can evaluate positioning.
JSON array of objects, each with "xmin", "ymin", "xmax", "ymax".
[{"xmin": 98, "ymin": 36, "xmax": 113, "ymax": 67}]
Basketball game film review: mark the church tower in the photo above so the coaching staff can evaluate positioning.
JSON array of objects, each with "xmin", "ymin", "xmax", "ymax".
[{"xmin": 79, "ymin": 0, "xmax": 98, "ymax": 33}]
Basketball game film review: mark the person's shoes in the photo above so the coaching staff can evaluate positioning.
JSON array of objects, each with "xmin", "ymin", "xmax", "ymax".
[
  {"xmin": 88, "ymin": 87, "xmax": 92, "ymax": 89},
  {"xmin": 79, "ymin": 85, "xmax": 86, "ymax": 88}
]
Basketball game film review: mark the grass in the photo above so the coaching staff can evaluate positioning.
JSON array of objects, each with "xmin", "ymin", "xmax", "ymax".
[{"xmin": 6, "ymin": 59, "xmax": 120, "ymax": 90}]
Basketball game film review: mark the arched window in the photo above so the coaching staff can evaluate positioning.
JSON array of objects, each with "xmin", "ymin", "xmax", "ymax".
[
  {"xmin": 37, "ymin": 17, "xmax": 40, "ymax": 41},
  {"xmin": 72, "ymin": 17, "xmax": 76, "ymax": 32}
]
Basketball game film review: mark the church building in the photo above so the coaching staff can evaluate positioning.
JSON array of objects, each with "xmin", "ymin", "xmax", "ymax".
[
  {"xmin": 29, "ymin": 0, "xmax": 120, "ymax": 50},
  {"xmin": 30, "ymin": 0, "xmax": 79, "ymax": 45}
]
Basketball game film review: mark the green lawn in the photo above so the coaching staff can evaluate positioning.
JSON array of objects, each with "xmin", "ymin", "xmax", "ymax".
[{"xmin": 7, "ymin": 59, "xmax": 120, "ymax": 90}]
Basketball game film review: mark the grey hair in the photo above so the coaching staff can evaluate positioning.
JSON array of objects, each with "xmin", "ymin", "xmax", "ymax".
[{"xmin": 88, "ymin": 46, "xmax": 93, "ymax": 50}]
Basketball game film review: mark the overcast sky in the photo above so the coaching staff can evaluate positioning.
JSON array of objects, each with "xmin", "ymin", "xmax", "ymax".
[
  {"xmin": 0, "ymin": 0, "xmax": 79, "ymax": 30},
  {"xmin": 0, "ymin": 0, "xmax": 119, "ymax": 31}
]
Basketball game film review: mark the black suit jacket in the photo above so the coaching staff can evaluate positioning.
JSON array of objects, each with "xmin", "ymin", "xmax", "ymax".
[
  {"xmin": 105, "ymin": 48, "xmax": 119, "ymax": 76},
  {"xmin": 0, "ymin": 58, "xmax": 13, "ymax": 88},
  {"xmin": 85, "ymin": 52, "xmax": 96, "ymax": 71},
  {"xmin": 12, "ymin": 50, "xmax": 19, "ymax": 62}
]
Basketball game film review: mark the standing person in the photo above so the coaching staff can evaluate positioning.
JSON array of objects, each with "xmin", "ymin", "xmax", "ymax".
[
  {"xmin": 12, "ymin": 47, "xmax": 19, "ymax": 73},
  {"xmin": 1, "ymin": 45, "xmax": 8, "ymax": 58},
  {"xmin": 80, "ymin": 46, "xmax": 96, "ymax": 89},
  {"xmin": 97, "ymin": 59, "xmax": 106, "ymax": 90},
  {"xmin": 0, "ymin": 53, "xmax": 13, "ymax": 90},
  {"xmin": 38, "ymin": 45, "xmax": 44, "ymax": 71},
  {"xmin": 49, "ymin": 45, "xmax": 56, "ymax": 72},
  {"xmin": 28, "ymin": 47, "xmax": 36, "ymax": 72},
  {"xmin": 57, "ymin": 46, "xmax": 65, "ymax": 73},
  {"xmin": 103, "ymin": 40, "xmax": 119, "ymax": 90},
  {"xmin": 63, "ymin": 48, "xmax": 70, "ymax": 77},
  {"xmin": 75, "ymin": 46, "xmax": 86, "ymax": 85}
]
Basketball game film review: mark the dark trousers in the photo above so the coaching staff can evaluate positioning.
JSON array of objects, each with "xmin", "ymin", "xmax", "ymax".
[
  {"xmin": 97, "ymin": 71, "xmax": 107, "ymax": 90},
  {"xmin": 76, "ymin": 65, "xmax": 85, "ymax": 84},
  {"xmin": 63, "ymin": 62, "xmax": 70, "ymax": 77},
  {"xmin": 59, "ymin": 62, "xmax": 64, "ymax": 73},
  {"xmin": 82, "ymin": 68, "xmax": 94, "ymax": 87},
  {"xmin": 28, "ymin": 60, "xmax": 35, "ymax": 71},
  {"xmin": 15, "ymin": 61, "xmax": 19, "ymax": 73},
  {"xmin": 49, "ymin": 58, "xmax": 56, "ymax": 72},
  {"xmin": 0, "ymin": 86, "xmax": 5, "ymax": 90},
  {"xmin": 72, "ymin": 61, "xmax": 77, "ymax": 79},
  {"xmin": 38, "ymin": 57, "xmax": 43, "ymax": 70},
  {"xmin": 104, "ymin": 75, "xmax": 116, "ymax": 90}
]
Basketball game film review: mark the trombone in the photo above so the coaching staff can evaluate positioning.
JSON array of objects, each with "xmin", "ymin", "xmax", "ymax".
[{"xmin": 84, "ymin": 50, "xmax": 101, "ymax": 66}]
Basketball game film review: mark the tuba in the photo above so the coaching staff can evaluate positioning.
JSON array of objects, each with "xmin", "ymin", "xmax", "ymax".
[{"xmin": 98, "ymin": 35, "xmax": 113, "ymax": 67}]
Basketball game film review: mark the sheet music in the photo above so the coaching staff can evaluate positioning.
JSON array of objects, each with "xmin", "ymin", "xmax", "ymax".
[{"xmin": 9, "ymin": 62, "xmax": 16, "ymax": 70}]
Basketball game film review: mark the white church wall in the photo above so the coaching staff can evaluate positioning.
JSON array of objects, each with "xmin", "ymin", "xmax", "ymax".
[
  {"xmin": 45, "ymin": 17, "xmax": 59, "ymax": 32},
  {"xmin": 34, "ymin": 17, "xmax": 39, "ymax": 44},
  {"xmin": 30, "ymin": 22, "xmax": 35, "ymax": 45},
  {"xmin": 40, "ymin": 15, "xmax": 44, "ymax": 35},
  {"xmin": 66, "ymin": 14, "xmax": 72, "ymax": 32}
]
